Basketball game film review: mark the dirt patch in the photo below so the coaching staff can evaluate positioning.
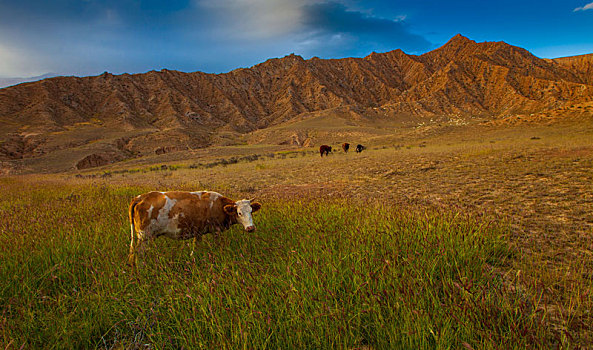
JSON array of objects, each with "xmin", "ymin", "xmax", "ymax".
[
  {"xmin": 76, "ymin": 154, "xmax": 111, "ymax": 170},
  {"xmin": 154, "ymin": 145, "xmax": 188, "ymax": 155}
]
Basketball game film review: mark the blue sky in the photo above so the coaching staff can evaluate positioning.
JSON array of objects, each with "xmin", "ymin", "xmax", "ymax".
[{"xmin": 1, "ymin": 0, "xmax": 592, "ymax": 78}]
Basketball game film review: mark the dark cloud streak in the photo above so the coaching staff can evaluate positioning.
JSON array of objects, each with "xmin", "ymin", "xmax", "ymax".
[{"xmin": 301, "ymin": 2, "xmax": 433, "ymax": 56}]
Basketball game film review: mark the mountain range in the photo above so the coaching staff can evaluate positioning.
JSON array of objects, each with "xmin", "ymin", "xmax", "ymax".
[{"xmin": 1, "ymin": 34, "xmax": 592, "ymax": 172}]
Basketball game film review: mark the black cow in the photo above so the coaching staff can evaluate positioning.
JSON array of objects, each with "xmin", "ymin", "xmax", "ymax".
[
  {"xmin": 342, "ymin": 143, "xmax": 350, "ymax": 153},
  {"xmin": 319, "ymin": 145, "xmax": 332, "ymax": 157},
  {"xmin": 355, "ymin": 144, "xmax": 366, "ymax": 153}
]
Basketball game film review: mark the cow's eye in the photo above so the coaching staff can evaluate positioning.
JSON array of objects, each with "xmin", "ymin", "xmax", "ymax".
[{"xmin": 238, "ymin": 212, "xmax": 242, "ymax": 216}]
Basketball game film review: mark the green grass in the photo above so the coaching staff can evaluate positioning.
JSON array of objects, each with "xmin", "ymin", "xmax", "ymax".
[{"xmin": 0, "ymin": 179, "xmax": 550, "ymax": 348}]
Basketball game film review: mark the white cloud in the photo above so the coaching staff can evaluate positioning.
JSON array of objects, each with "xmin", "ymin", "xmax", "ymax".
[
  {"xmin": 197, "ymin": 0, "xmax": 315, "ymax": 40},
  {"xmin": 0, "ymin": 43, "xmax": 48, "ymax": 78},
  {"xmin": 574, "ymin": 2, "xmax": 593, "ymax": 11}
]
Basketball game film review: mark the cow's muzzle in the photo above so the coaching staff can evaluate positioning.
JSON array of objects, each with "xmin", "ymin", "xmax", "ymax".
[{"xmin": 246, "ymin": 226, "xmax": 256, "ymax": 233}]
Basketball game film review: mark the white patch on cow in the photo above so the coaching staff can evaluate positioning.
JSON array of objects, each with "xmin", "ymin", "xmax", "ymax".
[
  {"xmin": 169, "ymin": 213, "xmax": 182, "ymax": 234},
  {"xmin": 150, "ymin": 195, "xmax": 179, "ymax": 236},
  {"xmin": 191, "ymin": 191, "xmax": 204, "ymax": 199},
  {"xmin": 235, "ymin": 199, "xmax": 254, "ymax": 230},
  {"xmin": 208, "ymin": 191, "xmax": 222, "ymax": 202},
  {"xmin": 146, "ymin": 205, "xmax": 154, "ymax": 219},
  {"xmin": 189, "ymin": 191, "xmax": 222, "ymax": 203}
]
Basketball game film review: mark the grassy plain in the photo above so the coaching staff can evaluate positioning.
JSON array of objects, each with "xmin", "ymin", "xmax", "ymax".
[{"xmin": 1, "ymin": 117, "xmax": 592, "ymax": 348}]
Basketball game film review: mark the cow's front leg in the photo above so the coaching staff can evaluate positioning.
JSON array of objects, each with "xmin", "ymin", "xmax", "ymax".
[{"xmin": 213, "ymin": 227, "xmax": 224, "ymax": 246}]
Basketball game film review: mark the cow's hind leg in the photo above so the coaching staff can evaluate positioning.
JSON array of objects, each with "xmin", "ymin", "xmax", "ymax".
[
  {"xmin": 128, "ymin": 225, "xmax": 137, "ymax": 266},
  {"xmin": 129, "ymin": 232, "xmax": 150, "ymax": 268}
]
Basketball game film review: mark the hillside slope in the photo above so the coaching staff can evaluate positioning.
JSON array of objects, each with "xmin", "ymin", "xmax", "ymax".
[{"xmin": 1, "ymin": 34, "xmax": 592, "ymax": 172}]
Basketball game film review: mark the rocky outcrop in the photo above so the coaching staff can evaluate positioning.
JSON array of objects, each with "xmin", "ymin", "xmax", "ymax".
[
  {"xmin": 282, "ymin": 132, "xmax": 313, "ymax": 147},
  {"xmin": 76, "ymin": 154, "xmax": 110, "ymax": 170},
  {"xmin": 0, "ymin": 133, "xmax": 45, "ymax": 160},
  {"xmin": 154, "ymin": 145, "xmax": 187, "ymax": 155},
  {"xmin": 552, "ymin": 53, "xmax": 593, "ymax": 85}
]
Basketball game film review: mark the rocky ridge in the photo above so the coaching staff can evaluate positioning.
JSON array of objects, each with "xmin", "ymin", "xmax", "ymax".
[{"xmin": 1, "ymin": 34, "xmax": 592, "ymax": 170}]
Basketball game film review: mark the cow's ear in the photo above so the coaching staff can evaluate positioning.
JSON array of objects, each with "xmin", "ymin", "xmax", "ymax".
[
  {"xmin": 251, "ymin": 202, "xmax": 261, "ymax": 212},
  {"xmin": 223, "ymin": 204, "xmax": 237, "ymax": 215}
]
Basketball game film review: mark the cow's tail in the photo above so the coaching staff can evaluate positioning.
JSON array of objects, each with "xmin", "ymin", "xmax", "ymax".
[
  {"xmin": 129, "ymin": 198, "xmax": 139, "ymax": 236},
  {"xmin": 128, "ymin": 197, "xmax": 141, "ymax": 266}
]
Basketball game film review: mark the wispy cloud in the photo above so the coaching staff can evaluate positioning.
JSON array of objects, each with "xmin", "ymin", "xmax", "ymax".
[
  {"xmin": 197, "ymin": 0, "xmax": 306, "ymax": 39},
  {"xmin": 574, "ymin": 2, "xmax": 593, "ymax": 11}
]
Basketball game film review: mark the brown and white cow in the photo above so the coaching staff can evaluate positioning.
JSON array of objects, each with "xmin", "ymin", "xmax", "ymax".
[{"xmin": 128, "ymin": 191, "xmax": 261, "ymax": 265}]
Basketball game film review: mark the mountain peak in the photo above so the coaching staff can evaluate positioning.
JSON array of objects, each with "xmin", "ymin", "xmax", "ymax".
[
  {"xmin": 443, "ymin": 34, "xmax": 475, "ymax": 47},
  {"xmin": 420, "ymin": 34, "xmax": 477, "ymax": 60},
  {"xmin": 283, "ymin": 53, "xmax": 304, "ymax": 61}
]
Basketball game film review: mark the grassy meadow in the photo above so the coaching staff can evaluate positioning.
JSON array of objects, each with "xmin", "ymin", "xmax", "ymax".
[
  {"xmin": 1, "ymin": 120, "xmax": 592, "ymax": 348},
  {"xmin": 0, "ymin": 178, "xmax": 547, "ymax": 349}
]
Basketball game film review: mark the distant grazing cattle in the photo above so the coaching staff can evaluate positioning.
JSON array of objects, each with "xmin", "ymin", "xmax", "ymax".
[
  {"xmin": 355, "ymin": 144, "xmax": 366, "ymax": 153},
  {"xmin": 319, "ymin": 145, "xmax": 332, "ymax": 157},
  {"xmin": 342, "ymin": 143, "xmax": 350, "ymax": 152},
  {"xmin": 128, "ymin": 191, "xmax": 261, "ymax": 266}
]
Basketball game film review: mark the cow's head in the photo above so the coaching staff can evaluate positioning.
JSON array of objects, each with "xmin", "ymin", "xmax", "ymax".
[{"xmin": 224, "ymin": 199, "xmax": 262, "ymax": 232}]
